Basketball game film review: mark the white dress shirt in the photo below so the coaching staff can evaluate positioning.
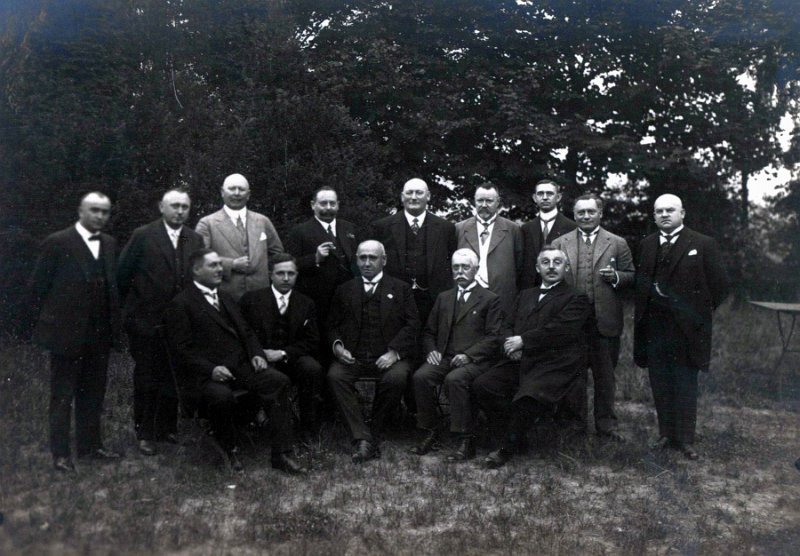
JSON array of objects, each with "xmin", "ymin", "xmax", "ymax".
[
  {"xmin": 223, "ymin": 206, "xmax": 247, "ymax": 228},
  {"xmin": 164, "ymin": 222, "xmax": 183, "ymax": 249},
  {"xmin": 538, "ymin": 280, "xmax": 562, "ymax": 302},
  {"xmin": 475, "ymin": 216, "xmax": 496, "ymax": 287},
  {"xmin": 75, "ymin": 222, "xmax": 101, "ymax": 259},
  {"xmin": 272, "ymin": 284, "xmax": 293, "ymax": 313},
  {"xmin": 194, "ymin": 281, "xmax": 220, "ymax": 309},
  {"xmin": 404, "ymin": 211, "xmax": 427, "ymax": 228},
  {"xmin": 660, "ymin": 224, "xmax": 684, "ymax": 244},
  {"xmin": 315, "ymin": 217, "xmax": 337, "ymax": 237}
]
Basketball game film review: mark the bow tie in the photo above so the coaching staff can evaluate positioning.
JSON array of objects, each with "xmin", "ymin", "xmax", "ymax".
[{"xmin": 88, "ymin": 235, "xmax": 101, "ymax": 241}]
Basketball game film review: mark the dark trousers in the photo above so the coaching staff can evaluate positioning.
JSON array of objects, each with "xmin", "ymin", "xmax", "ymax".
[
  {"xmin": 49, "ymin": 348, "xmax": 109, "ymax": 458},
  {"xmin": 328, "ymin": 359, "xmax": 412, "ymax": 443},
  {"xmin": 564, "ymin": 319, "xmax": 620, "ymax": 433},
  {"xmin": 503, "ymin": 397, "xmax": 557, "ymax": 451},
  {"xmin": 472, "ymin": 361, "xmax": 519, "ymax": 444},
  {"xmin": 129, "ymin": 333, "xmax": 177, "ymax": 441},
  {"xmin": 413, "ymin": 360, "xmax": 487, "ymax": 433},
  {"xmin": 201, "ymin": 367, "xmax": 293, "ymax": 453},
  {"xmin": 275, "ymin": 355, "xmax": 323, "ymax": 431},
  {"xmin": 644, "ymin": 304, "xmax": 700, "ymax": 445}
]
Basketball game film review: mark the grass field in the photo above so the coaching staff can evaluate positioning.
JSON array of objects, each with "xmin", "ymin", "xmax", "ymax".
[{"xmin": 1, "ymin": 300, "xmax": 798, "ymax": 555}]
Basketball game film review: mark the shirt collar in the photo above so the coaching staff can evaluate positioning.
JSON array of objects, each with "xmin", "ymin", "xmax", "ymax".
[
  {"xmin": 580, "ymin": 227, "xmax": 600, "ymax": 237},
  {"xmin": 194, "ymin": 281, "xmax": 218, "ymax": 296},
  {"xmin": 164, "ymin": 221, "xmax": 182, "ymax": 236},
  {"xmin": 272, "ymin": 285, "xmax": 292, "ymax": 303},
  {"xmin": 540, "ymin": 280, "xmax": 562, "ymax": 291},
  {"xmin": 223, "ymin": 206, "xmax": 247, "ymax": 223},
  {"xmin": 458, "ymin": 280, "xmax": 478, "ymax": 293},
  {"xmin": 315, "ymin": 217, "xmax": 337, "ymax": 232},
  {"xmin": 477, "ymin": 214, "xmax": 497, "ymax": 227},
  {"xmin": 538, "ymin": 208, "xmax": 559, "ymax": 222},
  {"xmin": 363, "ymin": 271, "xmax": 384, "ymax": 284},
  {"xmin": 661, "ymin": 224, "xmax": 684, "ymax": 237},
  {"xmin": 404, "ymin": 210, "xmax": 427, "ymax": 228},
  {"xmin": 75, "ymin": 222, "xmax": 99, "ymax": 240}
]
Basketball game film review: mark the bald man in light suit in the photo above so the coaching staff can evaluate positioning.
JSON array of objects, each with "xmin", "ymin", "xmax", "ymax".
[{"xmin": 196, "ymin": 173, "xmax": 284, "ymax": 300}]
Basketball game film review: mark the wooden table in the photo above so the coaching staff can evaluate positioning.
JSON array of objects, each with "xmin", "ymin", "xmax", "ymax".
[{"xmin": 749, "ymin": 301, "xmax": 800, "ymax": 399}]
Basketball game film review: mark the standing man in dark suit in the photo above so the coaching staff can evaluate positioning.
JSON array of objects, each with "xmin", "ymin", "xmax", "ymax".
[
  {"xmin": 284, "ymin": 187, "xmax": 360, "ymax": 357},
  {"xmin": 240, "ymin": 253, "xmax": 323, "ymax": 437},
  {"xmin": 117, "ymin": 189, "xmax": 204, "ymax": 455},
  {"xmin": 327, "ymin": 240, "xmax": 420, "ymax": 463},
  {"xmin": 633, "ymin": 194, "xmax": 727, "ymax": 460},
  {"xmin": 369, "ymin": 178, "xmax": 456, "ymax": 324},
  {"xmin": 196, "ymin": 173, "xmax": 284, "ymax": 300},
  {"xmin": 473, "ymin": 246, "xmax": 590, "ymax": 468},
  {"xmin": 29, "ymin": 192, "xmax": 123, "ymax": 472},
  {"xmin": 520, "ymin": 179, "xmax": 577, "ymax": 288},
  {"xmin": 410, "ymin": 249, "xmax": 506, "ymax": 461},
  {"xmin": 163, "ymin": 249, "xmax": 305, "ymax": 474},
  {"xmin": 455, "ymin": 183, "xmax": 523, "ymax": 318},
  {"xmin": 553, "ymin": 194, "xmax": 635, "ymax": 441}
]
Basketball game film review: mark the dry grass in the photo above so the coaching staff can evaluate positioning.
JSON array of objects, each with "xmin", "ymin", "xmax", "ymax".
[{"xmin": 1, "ymin": 300, "xmax": 798, "ymax": 555}]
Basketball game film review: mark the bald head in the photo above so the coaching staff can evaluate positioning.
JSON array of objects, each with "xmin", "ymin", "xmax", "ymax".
[
  {"xmin": 653, "ymin": 194, "xmax": 685, "ymax": 233},
  {"xmin": 401, "ymin": 178, "xmax": 430, "ymax": 216},
  {"xmin": 221, "ymin": 173, "xmax": 250, "ymax": 210},
  {"xmin": 160, "ymin": 189, "xmax": 191, "ymax": 229},
  {"xmin": 78, "ymin": 192, "xmax": 111, "ymax": 233}
]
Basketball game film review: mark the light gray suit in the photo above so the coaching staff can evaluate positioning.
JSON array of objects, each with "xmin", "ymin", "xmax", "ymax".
[
  {"xmin": 196, "ymin": 208, "xmax": 284, "ymax": 300},
  {"xmin": 455, "ymin": 215, "xmax": 522, "ymax": 318},
  {"xmin": 553, "ymin": 227, "xmax": 634, "ymax": 433}
]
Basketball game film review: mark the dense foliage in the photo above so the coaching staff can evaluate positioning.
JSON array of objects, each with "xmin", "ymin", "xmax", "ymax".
[{"xmin": 1, "ymin": 0, "xmax": 798, "ymax": 333}]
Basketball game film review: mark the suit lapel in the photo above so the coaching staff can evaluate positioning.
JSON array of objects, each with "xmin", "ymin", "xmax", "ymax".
[
  {"xmin": 285, "ymin": 292, "xmax": 302, "ymax": 337},
  {"xmin": 455, "ymin": 287, "xmax": 482, "ymax": 323},
  {"xmin": 663, "ymin": 229, "xmax": 692, "ymax": 279},
  {"xmin": 593, "ymin": 228, "xmax": 612, "ymax": 269},
  {"xmin": 337, "ymin": 221, "xmax": 355, "ymax": 262},
  {"xmin": 350, "ymin": 280, "xmax": 364, "ymax": 328},
  {"xmin": 99, "ymin": 234, "xmax": 115, "ymax": 283},
  {"xmin": 533, "ymin": 282, "xmax": 565, "ymax": 313},
  {"xmin": 67, "ymin": 228, "xmax": 93, "ymax": 280},
  {"xmin": 439, "ymin": 289, "xmax": 456, "ymax": 348},
  {"xmin": 425, "ymin": 215, "xmax": 439, "ymax": 277},
  {"xmin": 215, "ymin": 210, "xmax": 245, "ymax": 254},
  {"xmin": 390, "ymin": 214, "xmax": 407, "ymax": 268},
  {"xmin": 190, "ymin": 285, "xmax": 238, "ymax": 337},
  {"xmin": 562, "ymin": 231, "xmax": 579, "ymax": 286},
  {"xmin": 487, "ymin": 219, "xmax": 507, "ymax": 256},
  {"xmin": 463, "ymin": 218, "xmax": 480, "ymax": 254},
  {"xmin": 155, "ymin": 222, "xmax": 177, "ymax": 271}
]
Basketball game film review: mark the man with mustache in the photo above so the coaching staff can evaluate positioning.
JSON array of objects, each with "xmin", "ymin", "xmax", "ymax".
[
  {"xmin": 633, "ymin": 194, "xmax": 727, "ymax": 460},
  {"xmin": 455, "ymin": 183, "xmax": 522, "ymax": 319},
  {"xmin": 409, "ymin": 248, "xmax": 506, "ymax": 461},
  {"xmin": 473, "ymin": 246, "xmax": 590, "ymax": 468}
]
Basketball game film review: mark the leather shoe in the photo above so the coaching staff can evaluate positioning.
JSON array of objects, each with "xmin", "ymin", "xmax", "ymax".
[
  {"xmin": 446, "ymin": 436, "xmax": 476, "ymax": 462},
  {"xmin": 409, "ymin": 429, "xmax": 441, "ymax": 455},
  {"xmin": 138, "ymin": 440, "xmax": 157, "ymax": 456},
  {"xmin": 597, "ymin": 430, "xmax": 627, "ymax": 443},
  {"xmin": 53, "ymin": 457, "xmax": 75, "ymax": 473},
  {"xmin": 650, "ymin": 436, "xmax": 674, "ymax": 450},
  {"xmin": 352, "ymin": 440, "xmax": 380, "ymax": 463},
  {"xmin": 272, "ymin": 452, "xmax": 307, "ymax": 475},
  {"xmin": 675, "ymin": 442, "xmax": 699, "ymax": 460},
  {"xmin": 485, "ymin": 448, "xmax": 513, "ymax": 469},
  {"xmin": 80, "ymin": 447, "xmax": 122, "ymax": 461}
]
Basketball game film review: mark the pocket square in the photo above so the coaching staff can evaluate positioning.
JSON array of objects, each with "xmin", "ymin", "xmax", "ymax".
[
  {"xmin": 387, "ymin": 293, "xmax": 394, "ymax": 299},
  {"xmin": 259, "ymin": 232, "xmax": 267, "ymax": 241},
  {"xmin": 688, "ymin": 249, "xmax": 697, "ymax": 256}
]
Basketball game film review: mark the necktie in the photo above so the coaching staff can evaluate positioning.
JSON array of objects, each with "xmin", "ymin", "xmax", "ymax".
[
  {"xmin": 458, "ymin": 289, "xmax": 468, "ymax": 305},
  {"xmin": 541, "ymin": 217, "xmax": 554, "ymax": 239},
  {"xmin": 278, "ymin": 295, "xmax": 287, "ymax": 315},
  {"xmin": 236, "ymin": 215, "xmax": 246, "ymax": 240},
  {"xmin": 479, "ymin": 222, "xmax": 490, "ymax": 245},
  {"xmin": 659, "ymin": 233, "xmax": 675, "ymax": 262},
  {"xmin": 88, "ymin": 234, "xmax": 101, "ymax": 241},
  {"xmin": 411, "ymin": 218, "xmax": 420, "ymax": 234},
  {"xmin": 364, "ymin": 281, "xmax": 376, "ymax": 297},
  {"xmin": 327, "ymin": 224, "xmax": 334, "ymax": 237},
  {"xmin": 583, "ymin": 234, "xmax": 592, "ymax": 247},
  {"xmin": 205, "ymin": 291, "xmax": 220, "ymax": 311}
]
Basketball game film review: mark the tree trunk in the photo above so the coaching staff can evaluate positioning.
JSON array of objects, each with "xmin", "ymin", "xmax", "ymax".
[{"xmin": 740, "ymin": 168, "xmax": 749, "ymax": 228}]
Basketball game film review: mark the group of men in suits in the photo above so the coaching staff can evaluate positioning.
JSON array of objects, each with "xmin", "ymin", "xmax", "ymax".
[{"xmin": 28, "ymin": 173, "xmax": 727, "ymax": 473}]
